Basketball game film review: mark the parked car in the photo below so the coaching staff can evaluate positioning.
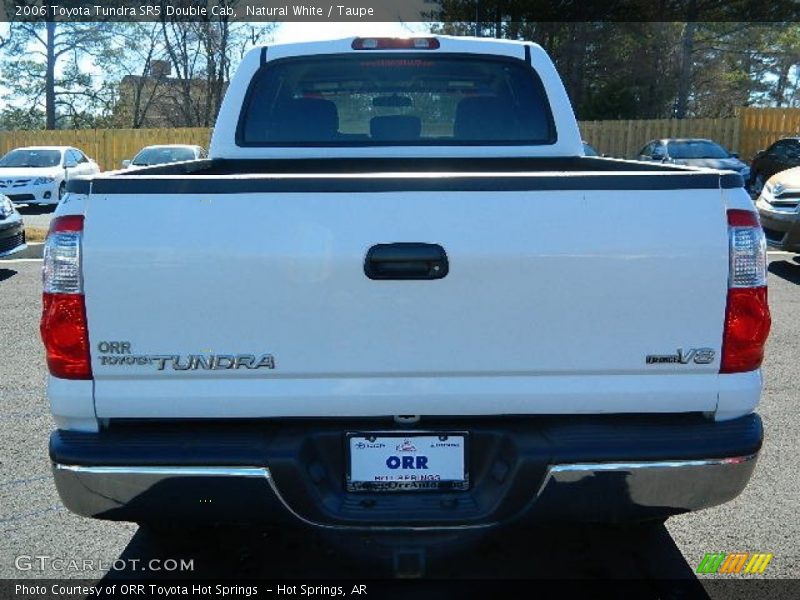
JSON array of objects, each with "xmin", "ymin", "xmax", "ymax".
[
  {"xmin": 0, "ymin": 194, "xmax": 26, "ymax": 257},
  {"xmin": 749, "ymin": 137, "xmax": 800, "ymax": 196},
  {"xmin": 636, "ymin": 138, "xmax": 750, "ymax": 181},
  {"xmin": 122, "ymin": 145, "xmax": 206, "ymax": 169},
  {"xmin": 0, "ymin": 146, "xmax": 99, "ymax": 206},
  {"xmin": 45, "ymin": 36, "xmax": 769, "ymax": 565},
  {"xmin": 755, "ymin": 166, "xmax": 800, "ymax": 252},
  {"xmin": 582, "ymin": 141, "xmax": 600, "ymax": 156}
]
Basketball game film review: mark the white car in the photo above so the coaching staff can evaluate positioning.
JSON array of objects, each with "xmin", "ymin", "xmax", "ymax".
[
  {"xmin": 0, "ymin": 194, "xmax": 26, "ymax": 257},
  {"xmin": 0, "ymin": 146, "xmax": 100, "ymax": 206},
  {"xmin": 122, "ymin": 144, "xmax": 206, "ymax": 169}
]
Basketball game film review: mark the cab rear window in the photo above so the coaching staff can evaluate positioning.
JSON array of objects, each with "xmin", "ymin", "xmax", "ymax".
[{"xmin": 238, "ymin": 54, "xmax": 555, "ymax": 146}]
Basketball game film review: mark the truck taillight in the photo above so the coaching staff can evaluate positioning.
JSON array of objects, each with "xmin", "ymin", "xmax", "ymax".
[
  {"xmin": 41, "ymin": 215, "xmax": 92, "ymax": 379},
  {"xmin": 720, "ymin": 209, "xmax": 771, "ymax": 374}
]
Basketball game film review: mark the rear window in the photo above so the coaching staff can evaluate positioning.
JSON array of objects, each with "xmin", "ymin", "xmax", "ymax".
[{"xmin": 238, "ymin": 54, "xmax": 555, "ymax": 146}]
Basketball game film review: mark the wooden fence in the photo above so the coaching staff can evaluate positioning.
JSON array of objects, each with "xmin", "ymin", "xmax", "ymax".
[
  {"xmin": 2, "ymin": 108, "xmax": 800, "ymax": 169},
  {"xmin": 738, "ymin": 108, "xmax": 800, "ymax": 162},
  {"xmin": 581, "ymin": 108, "xmax": 800, "ymax": 160},
  {"xmin": 580, "ymin": 118, "xmax": 740, "ymax": 159}
]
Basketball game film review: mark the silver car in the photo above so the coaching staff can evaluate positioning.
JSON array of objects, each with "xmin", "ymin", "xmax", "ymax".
[
  {"xmin": 636, "ymin": 138, "xmax": 750, "ymax": 182},
  {"xmin": 755, "ymin": 167, "xmax": 800, "ymax": 253},
  {"xmin": 0, "ymin": 194, "xmax": 26, "ymax": 258},
  {"xmin": 122, "ymin": 145, "xmax": 206, "ymax": 169}
]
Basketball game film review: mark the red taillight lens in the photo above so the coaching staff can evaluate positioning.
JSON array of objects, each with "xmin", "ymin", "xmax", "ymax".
[
  {"xmin": 49, "ymin": 214, "xmax": 85, "ymax": 233},
  {"xmin": 720, "ymin": 209, "xmax": 771, "ymax": 374},
  {"xmin": 352, "ymin": 37, "xmax": 440, "ymax": 50},
  {"xmin": 720, "ymin": 287, "xmax": 771, "ymax": 373},
  {"xmin": 41, "ymin": 292, "xmax": 92, "ymax": 379},
  {"xmin": 726, "ymin": 209, "xmax": 760, "ymax": 228}
]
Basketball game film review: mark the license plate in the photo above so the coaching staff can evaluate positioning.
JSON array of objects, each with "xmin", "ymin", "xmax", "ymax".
[{"xmin": 346, "ymin": 432, "xmax": 468, "ymax": 492}]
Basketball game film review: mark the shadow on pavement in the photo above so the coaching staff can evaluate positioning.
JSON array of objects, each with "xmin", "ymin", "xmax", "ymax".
[
  {"xmin": 0, "ymin": 269, "xmax": 18, "ymax": 282},
  {"xmin": 17, "ymin": 204, "xmax": 56, "ymax": 215},
  {"xmin": 768, "ymin": 260, "xmax": 800, "ymax": 285},
  {"xmin": 100, "ymin": 522, "xmax": 709, "ymax": 598}
]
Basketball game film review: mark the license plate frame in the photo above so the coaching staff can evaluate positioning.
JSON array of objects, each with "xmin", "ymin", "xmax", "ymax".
[{"xmin": 346, "ymin": 431, "xmax": 469, "ymax": 492}]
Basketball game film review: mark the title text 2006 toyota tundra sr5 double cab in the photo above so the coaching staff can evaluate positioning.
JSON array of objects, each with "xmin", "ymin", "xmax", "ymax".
[{"xmin": 43, "ymin": 37, "xmax": 771, "ymax": 553}]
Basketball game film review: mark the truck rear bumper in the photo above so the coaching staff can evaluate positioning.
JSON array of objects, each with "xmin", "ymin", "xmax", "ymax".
[{"xmin": 50, "ymin": 413, "xmax": 762, "ymax": 529}]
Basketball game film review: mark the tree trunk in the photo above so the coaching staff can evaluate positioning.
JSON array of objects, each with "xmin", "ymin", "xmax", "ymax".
[
  {"xmin": 675, "ymin": 16, "xmax": 697, "ymax": 118},
  {"xmin": 772, "ymin": 59, "xmax": 799, "ymax": 107},
  {"xmin": 45, "ymin": 21, "xmax": 56, "ymax": 129},
  {"xmin": 567, "ymin": 23, "xmax": 587, "ymax": 111}
]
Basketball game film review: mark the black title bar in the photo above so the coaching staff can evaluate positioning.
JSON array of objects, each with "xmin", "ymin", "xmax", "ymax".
[{"xmin": 2, "ymin": 0, "xmax": 800, "ymax": 23}]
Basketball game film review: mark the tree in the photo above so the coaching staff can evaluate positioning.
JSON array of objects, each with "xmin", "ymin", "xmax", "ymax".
[
  {"xmin": 432, "ymin": 2, "xmax": 800, "ymax": 120},
  {"xmin": 97, "ymin": 23, "xmax": 173, "ymax": 128},
  {"xmin": 675, "ymin": 21, "xmax": 697, "ymax": 118},
  {"xmin": 434, "ymin": 18, "xmax": 683, "ymax": 119},
  {"xmin": 159, "ymin": 7, "xmax": 273, "ymax": 127},
  {"xmin": 765, "ymin": 26, "xmax": 800, "ymax": 107},
  {"xmin": 0, "ymin": 106, "xmax": 45, "ymax": 130},
  {"xmin": 0, "ymin": 9, "xmax": 274, "ymax": 130},
  {"xmin": 2, "ymin": 20, "xmax": 120, "ymax": 129}
]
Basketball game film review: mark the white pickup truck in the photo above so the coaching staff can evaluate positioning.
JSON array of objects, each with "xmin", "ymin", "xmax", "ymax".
[{"xmin": 43, "ymin": 37, "xmax": 770, "ymax": 544}]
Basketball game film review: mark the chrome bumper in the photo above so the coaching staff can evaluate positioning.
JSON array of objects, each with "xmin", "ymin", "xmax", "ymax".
[
  {"xmin": 0, "ymin": 218, "xmax": 26, "ymax": 258},
  {"xmin": 757, "ymin": 198, "xmax": 800, "ymax": 251},
  {"xmin": 535, "ymin": 455, "xmax": 758, "ymax": 520},
  {"xmin": 53, "ymin": 454, "xmax": 758, "ymax": 530}
]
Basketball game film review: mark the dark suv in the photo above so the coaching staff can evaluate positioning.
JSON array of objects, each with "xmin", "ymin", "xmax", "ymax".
[{"xmin": 749, "ymin": 137, "xmax": 800, "ymax": 196}]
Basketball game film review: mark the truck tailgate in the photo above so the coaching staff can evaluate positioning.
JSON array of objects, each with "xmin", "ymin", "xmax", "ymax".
[{"xmin": 83, "ymin": 184, "xmax": 729, "ymax": 418}]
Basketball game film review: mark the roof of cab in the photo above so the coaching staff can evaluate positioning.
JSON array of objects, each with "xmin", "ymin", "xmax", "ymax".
[
  {"xmin": 258, "ymin": 35, "xmax": 541, "ymax": 62},
  {"xmin": 261, "ymin": 34, "xmax": 534, "ymax": 51}
]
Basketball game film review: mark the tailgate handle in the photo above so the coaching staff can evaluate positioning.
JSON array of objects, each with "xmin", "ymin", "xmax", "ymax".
[{"xmin": 365, "ymin": 243, "xmax": 449, "ymax": 280}]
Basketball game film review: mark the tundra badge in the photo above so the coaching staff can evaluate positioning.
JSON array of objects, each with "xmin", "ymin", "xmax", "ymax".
[
  {"xmin": 96, "ymin": 341, "xmax": 275, "ymax": 370},
  {"xmin": 646, "ymin": 348, "xmax": 715, "ymax": 365}
]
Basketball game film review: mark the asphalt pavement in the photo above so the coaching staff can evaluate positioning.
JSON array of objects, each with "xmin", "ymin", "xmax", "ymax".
[
  {"xmin": 0, "ymin": 256, "xmax": 798, "ymax": 592},
  {"xmin": 15, "ymin": 205, "xmax": 56, "ymax": 232}
]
